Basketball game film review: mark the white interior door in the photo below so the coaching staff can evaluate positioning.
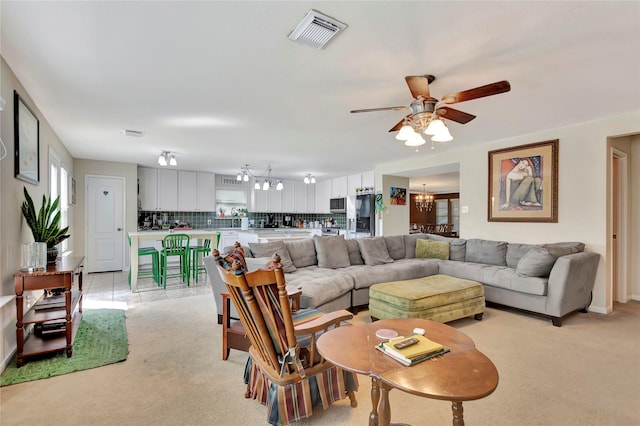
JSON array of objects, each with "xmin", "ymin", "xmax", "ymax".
[{"xmin": 86, "ymin": 175, "xmax": 125, "ymax": 273}]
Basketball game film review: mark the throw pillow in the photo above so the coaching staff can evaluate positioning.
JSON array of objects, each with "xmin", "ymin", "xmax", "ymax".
[
  {"xmin": 345, "ymin": 239, "xmax": 364, "ymax": 265},
  {"xmin": 248, "ymin": 241, "xmax": 297, "ymax": 273},
  {"xmin": 465, "ymin": 239, "xmax": 508, "ymax": 266},
  {"xmin": 415, "ymin": 239, "xmax": 450, "ymax": 260},
  {"xmin": 284, "ymin": 238, "xmax": 317, "ymax": 268},
  {"xmin": 356, "ymin": 237, "xmax": 394, "ymax": 266},
  {"xmin": 384, "ymin": 235, "xmax": 406, "ymax": 260},
  {"xmin": 313, "ymin": 235, "xmax": 350, "ymax": 269},
  {"xmin": 516, "ymin": 244, "xmax": 583, "ymax": 277}
]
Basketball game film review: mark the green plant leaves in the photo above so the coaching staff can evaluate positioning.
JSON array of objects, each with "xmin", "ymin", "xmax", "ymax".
[{"xmin": 21, "ymin": 187, "xmax": 70, "ymax": 248}]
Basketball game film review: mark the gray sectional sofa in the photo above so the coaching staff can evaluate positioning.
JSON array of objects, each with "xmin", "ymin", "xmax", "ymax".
[{"xmin": 204, "ymin": 233, "xmax": 600, "ymax": 327}]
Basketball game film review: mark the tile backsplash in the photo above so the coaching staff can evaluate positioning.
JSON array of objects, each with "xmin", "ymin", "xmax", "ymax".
[{"xmin": 139, "ymin": 211, "xmax": 346, "ymax": 229}]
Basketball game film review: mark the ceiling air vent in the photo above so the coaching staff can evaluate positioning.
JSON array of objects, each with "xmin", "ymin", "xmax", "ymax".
[
  {"xmin": 288, "ymin": 9, "xmax": 347, "ymax": 50},
  {"xmin": 218, "ymin": 175, "xmax": 244, "ymax": 187}
]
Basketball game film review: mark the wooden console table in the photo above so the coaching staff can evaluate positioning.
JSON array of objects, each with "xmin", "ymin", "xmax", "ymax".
[{"xmin": 14, "ymin": 256, "xmax": 84, "ymax": 367}]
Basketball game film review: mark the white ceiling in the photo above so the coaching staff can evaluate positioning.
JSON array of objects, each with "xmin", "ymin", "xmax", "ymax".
[{"xmin": 2, "ymin": 2, "xmax": 639, "ymax": 193}]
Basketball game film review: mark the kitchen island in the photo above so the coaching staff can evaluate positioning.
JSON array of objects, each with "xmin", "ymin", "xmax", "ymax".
[
  {"xmin": 235, "ymin": 228, "xmax": 322, "ymax": 246},
  {"xmin": 128, "ymin": 229, "xmax": 219, "ymax": 292}
]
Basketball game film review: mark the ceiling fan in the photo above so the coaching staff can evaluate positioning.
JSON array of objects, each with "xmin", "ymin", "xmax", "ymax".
[{"xmin": 351, "ymin": 75, "xmax": 510, "ymax": 145}]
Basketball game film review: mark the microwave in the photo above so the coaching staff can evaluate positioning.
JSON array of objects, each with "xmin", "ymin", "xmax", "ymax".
[{"xmin": 330, "ymin": 197, "xmax": 346, "ymax": 213}]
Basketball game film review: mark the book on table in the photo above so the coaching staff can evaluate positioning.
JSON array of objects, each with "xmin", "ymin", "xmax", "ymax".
[{"xmin": 377, "ymin": 334, "xmax": 450, "ymax": 366}]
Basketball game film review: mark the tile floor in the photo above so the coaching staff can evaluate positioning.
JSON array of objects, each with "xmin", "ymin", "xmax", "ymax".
[{"xmin": 82, "ymin": 267, "xmax": 212, "ymax": 310}]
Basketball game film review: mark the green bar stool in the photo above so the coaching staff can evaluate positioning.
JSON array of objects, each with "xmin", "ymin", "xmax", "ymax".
[
  {"xmin": 127, "ymin": 233, "xmax": 160, "ymax": 287},
  {"xmin": 160, "ymin": 233, "xmax": 191, "ymax": 288},
  {"xmin": 190, "ymin": 232, "xmax": 219, "ymax": 283}
]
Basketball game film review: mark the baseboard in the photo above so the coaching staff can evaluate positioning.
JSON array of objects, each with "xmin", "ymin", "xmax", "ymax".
[{"xmin": 588, "ymin": 306, "xmax": 608, "ymax": 314}]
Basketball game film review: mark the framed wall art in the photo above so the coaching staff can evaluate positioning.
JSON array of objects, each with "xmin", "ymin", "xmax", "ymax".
[
  {"xmin": 390, "ymin": 187, "xmax": 407, "ymax": 205},
  {"xmin": 14, "ymin": 91, "xmax": 40, "ymax": 185},
  {"xmin": 488, "ymin": 139, "xmax": 558, "ymax": 222}
]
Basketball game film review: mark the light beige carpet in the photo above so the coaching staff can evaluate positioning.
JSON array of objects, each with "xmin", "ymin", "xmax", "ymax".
[{"xmin": 1, "ymin": 294, "xmax": 638, "ymax": 426}]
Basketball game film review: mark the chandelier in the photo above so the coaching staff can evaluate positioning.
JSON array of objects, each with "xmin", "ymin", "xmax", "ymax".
[
  {"xmin": 236, "ymin": 163, "xmax": 283, "ymax": 191},
  {"xmin": 158, "ymin": 151, "xmax": 177, "ymax": 166},
  {"xmin": 395, "ymin": 100, "xmax": 453, "ymax": 147},
  {"xmin": 415, "ymin": 184, "xmax": 434, "ymax": 212}
]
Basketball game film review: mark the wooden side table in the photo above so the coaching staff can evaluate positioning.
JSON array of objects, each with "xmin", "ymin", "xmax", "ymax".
[{"xmin": 14, "ymin": 256, "xmax": 85, "ymax": 367}]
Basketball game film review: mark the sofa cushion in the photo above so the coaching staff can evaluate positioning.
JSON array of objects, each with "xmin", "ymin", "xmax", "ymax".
[
  {"xmin": 426, "ymin": 234, "xmax": 467, "ymax": 261},
  {"xmin": 281, "ymin": 266, "xmax": 354, "ymax": 308},
  {"xmin": 248, "ymin": 241, "xmax": 296, "ymax": 273},
  {"xmin": 357, "ymin": 237, "xmax": 394, "ymax": 266},
  {"xmin": 465, "ymin": 239, "xmax": 508, "ymax": 266},
  {"xmin": 403, "ymin": 233, "xmax": 430, "ymax": 258},
  {"xmin": 313, "ymin": 235, "xmax": 350, "ymax": 269},
  {"xmin": 506, "ymin": 243, "xmax": 538, "ymax": 268},
  {"xmin": 343, "ymin": 258, "xmax": 438, "ymax": 290},
  {"xmin": 415, "ymin": 239, "xmax": 449, "ymax": 260},
  {"xmin": 384, "ymin": 235, "xmax": 406, "ymax": 260},
  {"xmin": 346, "ymin": 239, "xmax": 364, "ymax": 265},
  {"xmin": 284, "ymin": 238, "xmax": 317, "ymax": 268},
  {"xmin": 516, "ymin": 244, "xmax": 584, "ymax": 277}
]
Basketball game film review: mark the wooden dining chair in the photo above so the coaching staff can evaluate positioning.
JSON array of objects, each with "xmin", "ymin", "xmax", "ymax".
[{"xmin": 216, "ymin": 259, "xmax": 358, "ymax": 426}]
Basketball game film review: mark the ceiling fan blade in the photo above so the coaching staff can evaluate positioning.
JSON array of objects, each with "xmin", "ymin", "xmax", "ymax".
[
  {"xmin": 405, "ymin": 75, "xmax": 432, "ymax": 99},
  {"xmin": 351, "ymin": 106, "xmax": 407, "ymax": 113},
  {"xmin": 388, "ymin": 115, "xmax": 412, "ymax": 132},
  {"xmin": 441, "ymin": 80, "xmax": 511, "ymax": 104},
  {"xmin": 436, "ymin": 107, "xmax": 476, "ymax": 124}
]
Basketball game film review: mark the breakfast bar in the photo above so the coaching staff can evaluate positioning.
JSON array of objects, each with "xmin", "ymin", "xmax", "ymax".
[{"xmin": 128, "ymin": 229, "xmax": 219, "ymax": 292}]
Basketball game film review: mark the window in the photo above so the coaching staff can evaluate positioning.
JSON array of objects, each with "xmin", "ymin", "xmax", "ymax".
[
  {"xmin": 435, "ymin": 199, "xmax": 448, "ymax": 225},
  {"xmin": 49, "ymin": 148, "xmax": 69, "ymax": 253},
  {"xmin": 450, "ymin": 198, "xmax": 460, "ymax": 233}
]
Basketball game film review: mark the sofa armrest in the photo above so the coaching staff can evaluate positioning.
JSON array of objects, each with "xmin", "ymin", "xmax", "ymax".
[{"xmin": 546, "ymin": 251, "xmax": 600, "ymax": 317}]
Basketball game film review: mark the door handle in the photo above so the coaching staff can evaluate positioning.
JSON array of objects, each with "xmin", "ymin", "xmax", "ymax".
[{"xmin": 117, "ymin": 228, "xmax": 122, "ymax": 231}]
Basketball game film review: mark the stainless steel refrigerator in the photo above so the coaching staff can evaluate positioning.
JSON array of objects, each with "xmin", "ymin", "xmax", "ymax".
[{"xmin": 355, "ymin": 194, "xmax": 375, "ymax": 235}]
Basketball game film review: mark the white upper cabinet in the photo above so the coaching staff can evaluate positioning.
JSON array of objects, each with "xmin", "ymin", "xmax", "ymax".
[
  {"xmin": 252, "ymin": 180, "xmax": 269, "ymax": 212},
  {"xmin": 294, "ymin": 180, "xmax": 307, "ymax": 212},
  {"xmin": 282, "ymin": 179, "xmax": 296, "ymax": 212},
  {"xmin": 178, "ymin": 171, "xmax": 197, "ymax": 211},
  {"xmin": 196, "ymin": 172, "xmax": 216, "ymax": 211},
  {"xmin": 157, "ymin": 169, "xmax": 178, "ymax": 211},
  {"xmin": 314, "ymin": 180, "xmax": 331, "ymax": 213},
  {"xmin": 269, "ymin": 186, "xmax": 283, "ymax": 212},
  {"xmin": 138, "ymin": 167, "xmax": 159, "ymax": 211},
  {"xmin": 361, "ymin": 170, "xmax": 375, "ymax": 189},
  {"xmin": 331, "ymin": 176, "xmax": 348, "ymax": 198},
  {"xmin": 348, "ymin": 173, "xmax": 362, "ymax": 196}
]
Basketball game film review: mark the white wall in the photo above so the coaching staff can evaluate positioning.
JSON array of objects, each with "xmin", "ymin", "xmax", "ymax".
[
  {"xmin": 380, "ymin": 175, "xmax": 410, "ymax": 236},
  {"xmin": 1, "ymin": 57, "xmax": 74, "ymax": 369},
  {"xmin": 375, "ymin": 111, "xmax": 640, "ymax": 315}
]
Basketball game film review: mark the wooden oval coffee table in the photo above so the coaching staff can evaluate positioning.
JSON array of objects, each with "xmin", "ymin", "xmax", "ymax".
[{"xmin": 317, "ymin": 318, "xmax": 498, "ymax": 426}]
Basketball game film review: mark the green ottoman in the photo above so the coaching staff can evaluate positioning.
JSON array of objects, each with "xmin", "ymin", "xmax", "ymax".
[{"xmin": 369, "ymin": 274, "xmax": 485, "ymax": 323}]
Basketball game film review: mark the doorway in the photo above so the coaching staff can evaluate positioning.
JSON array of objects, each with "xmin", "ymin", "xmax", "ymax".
[
  {"xmin": 610, "ymin": 148, "xmax": 629, "ymax": 306},
  {"xmin": 85, "ymin": 175, "xmax": 125, "ymax": 273}
]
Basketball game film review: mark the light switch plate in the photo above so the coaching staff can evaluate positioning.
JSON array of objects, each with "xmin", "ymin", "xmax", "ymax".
[{"xmin": 461, "ymin": 206, "xmax": 469, "ymax": 214}]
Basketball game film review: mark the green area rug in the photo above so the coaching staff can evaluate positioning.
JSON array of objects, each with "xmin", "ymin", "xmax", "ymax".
[{"xmin": 1, "ymin": 309, "xmax": 128, "ymax": 386}]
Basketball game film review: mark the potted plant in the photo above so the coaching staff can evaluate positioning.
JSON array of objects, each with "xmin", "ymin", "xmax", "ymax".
[
  {"xmin": 218, "ymin": 207, "xmax": 226, "ymax": 218},
  {"xmin": 21, "ymin": 187, "xmax": 70, "ymax": 264}
]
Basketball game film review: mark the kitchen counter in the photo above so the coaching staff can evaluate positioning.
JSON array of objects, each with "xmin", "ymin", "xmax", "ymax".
[{"xmin": 127, "ymin": 229, "xmax": 219, "ymax": 292}]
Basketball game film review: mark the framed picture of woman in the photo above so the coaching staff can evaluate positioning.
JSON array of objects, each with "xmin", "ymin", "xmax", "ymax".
[{"xmin": 488, "ymin": 139, "xmax": 558, "ymax": 222}]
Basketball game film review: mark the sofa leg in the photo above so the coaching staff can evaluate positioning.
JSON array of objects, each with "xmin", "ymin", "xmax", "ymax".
[
  {"xmin": 552, "ymin": 317, "xmax": 562, "ymax": 327},
  {"xmin": 474, "ymin": 313, "xmax": 483, "ymax": 321}
]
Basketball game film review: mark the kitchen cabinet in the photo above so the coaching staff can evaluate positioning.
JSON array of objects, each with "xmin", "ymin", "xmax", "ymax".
[
  {"xmin": 306, "ymin": 184, "xmax": 315, "ymax": 213},
  {"xmin": 282, "ymin": 179, "xmax": 295, "ymax": 212},
  {"xmin": 196, "ymin": 172, "xmax": 216, "ymax": 211},
  {"xmin": 269, "ymin": 186, "xmax": 283, "ymax": 212},
  {"xmin": 348, "ymin": 173, "xmax": 361, "ymax": 196},
  {"xmin": 294, "ymin": 180, "xmax": 307, "ymax": 212},
  {"xmin": 158, "ymin": 169, "xmax": 178, "ymax": 211},
  {"xmin": 219, "ymin": 231, "xmax": 239, "ymax": 250},
  {"xmin": 252, "ymin": 181, "xmax": 269, "ymax": 212},
  {"xmin": 314, "ymin": 180, "xmax": 331, "ymax": 213},
  {"xmin": 138, "ymin": 167, "xmax": 159, "ymax": 211},
  {"xmin": 178, "ymin": 171, "xmax": 198, "ymax": 211},
  {"xmin": 331, "ymin": 176, "xmax": 348, "ymax": 198},
  {"xmin": 361, "ymin": 170, "xmax": 374, "ymax": 189}
]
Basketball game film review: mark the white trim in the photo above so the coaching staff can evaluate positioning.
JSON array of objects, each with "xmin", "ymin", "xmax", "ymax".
[
  {"xmin": 610, "ymin": 148, "xmax": 629, "ymax": 305},
  {"xmin": 0, "ymin": 295, "xmax": 15, "ymax": 309}
]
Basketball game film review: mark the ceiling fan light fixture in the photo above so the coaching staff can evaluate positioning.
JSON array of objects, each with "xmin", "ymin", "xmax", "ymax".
[
  {"xmin": 404, "ymin": 133, "xmax": 426, "ymax": 147},
  {"xmin": 396, "ymin": 124, "xmax": 416, "ymax": 141},
  {"xmin": 431, "ymin": 124, "xmax": 453, "ymax": 142},
  {"xmin": 425, "ymin": 117, "xmax": 446, "ymax": 136}
]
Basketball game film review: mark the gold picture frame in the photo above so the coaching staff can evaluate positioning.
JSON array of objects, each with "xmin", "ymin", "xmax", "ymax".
[{"xmin": 488, "ymin": 139, "xmax": 558, "ymax": 222}]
